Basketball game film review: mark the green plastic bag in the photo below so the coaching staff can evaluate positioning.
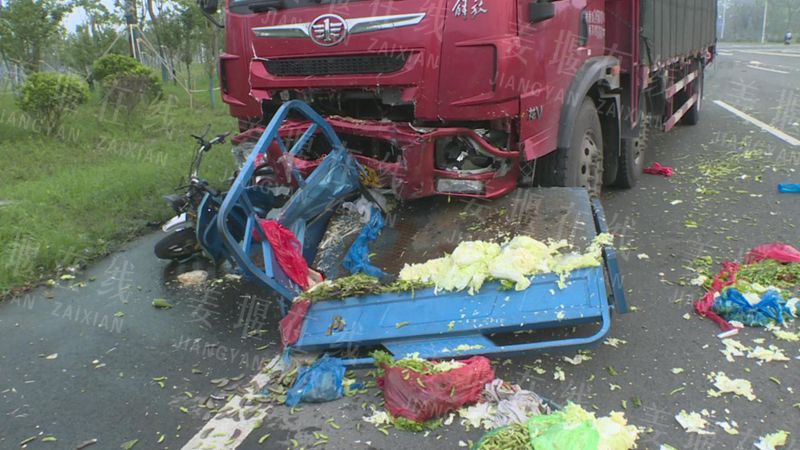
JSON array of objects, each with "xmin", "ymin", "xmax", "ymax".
[
  {"xmin": 527, "ymin": 414, "xmax": 600, "ymax": 450},
  {"xmin": 475, "ymin": 403, "xmax": 637, "ymax": 450}
]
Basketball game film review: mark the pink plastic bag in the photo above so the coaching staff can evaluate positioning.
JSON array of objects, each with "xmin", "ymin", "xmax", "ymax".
[
  {"xmin": 744, "ymin": 243, "xmax": 800, "ymax": 264},
  {"xmin": 643, "ymin": 162, "xmax": 674, "ymax": 177}
]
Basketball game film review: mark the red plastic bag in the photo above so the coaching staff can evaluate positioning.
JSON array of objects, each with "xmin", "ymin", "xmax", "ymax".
[
  {"xmin": 253, "ymin": 220, "xmax": 309, "ymax": 290},
  {"xmin": 279, "ymin": 300, "xmax": 311, "ymax": 347},
  {"xmin": 377, "ymin": 356, "xmax": 495, "ymax": 422},
  {"xmin": 643, "ymin": 162, "xmax": 674, "ymax": 177},
  {"xmin": 744, "ymin": 243, "xmax": 800, "ymax": 264}
]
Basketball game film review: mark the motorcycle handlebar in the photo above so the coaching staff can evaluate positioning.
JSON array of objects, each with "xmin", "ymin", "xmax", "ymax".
[
  {"xmin": 191, "ymin": 131, "xmax": 231, "ymax": 150},
  {"xmin": 208, "ymin": 132, "xmax": 231, "ymax": 147}
]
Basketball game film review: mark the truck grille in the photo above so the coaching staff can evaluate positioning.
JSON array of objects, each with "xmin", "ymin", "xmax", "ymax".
[{"xmin": 264, "ymin": 53, "xmax": 408, "ymax": 77}]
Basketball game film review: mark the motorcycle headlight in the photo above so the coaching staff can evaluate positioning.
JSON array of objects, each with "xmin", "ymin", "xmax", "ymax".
[{"xmin": 163, "ymin": 194, "xmax": 188, "ymax": 212}]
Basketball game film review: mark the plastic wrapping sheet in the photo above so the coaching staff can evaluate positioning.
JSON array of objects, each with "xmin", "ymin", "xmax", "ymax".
[{"xmin": 377, "ymin": 356, "xmax": 495, "ymax": 422}]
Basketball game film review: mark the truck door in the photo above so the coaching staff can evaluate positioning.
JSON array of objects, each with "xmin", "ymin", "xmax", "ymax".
[
  {"xmin": 436, "ymin": 1, "xmax": 520, "ymax": 121},
  {"xmin": 517, "ymin": 0, "xmax": 602, "ymax": 161}
]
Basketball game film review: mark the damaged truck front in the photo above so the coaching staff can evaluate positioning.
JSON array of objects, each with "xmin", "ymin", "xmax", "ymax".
[{"xmin": 212, "ymin": 0, "xmax": 715, "ymax": 197}]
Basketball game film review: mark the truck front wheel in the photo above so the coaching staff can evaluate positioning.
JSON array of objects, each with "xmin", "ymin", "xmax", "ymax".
[{"xmin": 537, "ymin": 97, "xmax": 604, "ymax": 195}]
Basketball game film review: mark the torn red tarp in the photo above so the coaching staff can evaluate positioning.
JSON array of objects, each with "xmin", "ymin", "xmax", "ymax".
[
  {"xmin": 377, "ymin": 356, "xmax": 495, "ymax": 422},
  {"xmin": 280, "ymin": 300, "xmax": 311, "ymax": 347},
  {"xmin": 744, "ymin": 243, "xmax": 800, "ymax": 264},
  {"xmin": 253, "ymin": 219, "xmax": 309, "ymax": 290},
  {"xmin": 643, "ymin": 162, "xmax": 674, "ymax": 177}
]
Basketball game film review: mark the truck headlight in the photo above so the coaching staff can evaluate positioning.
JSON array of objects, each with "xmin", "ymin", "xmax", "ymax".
[{"xmin": 435, "ymin": 179, "xmax": 485, "ymax": 195}]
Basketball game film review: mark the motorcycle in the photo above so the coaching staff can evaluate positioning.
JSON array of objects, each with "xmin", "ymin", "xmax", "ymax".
[
  {"xmin": 154, "ymin": 129, "xmax": 230, "ymax": 261},
  {"xmin": 155, "ymin": 129, "xmax": 287, "ymax": 262}
]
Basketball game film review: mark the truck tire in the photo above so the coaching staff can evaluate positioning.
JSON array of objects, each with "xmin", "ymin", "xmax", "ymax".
[
  {"xmin": 680, "ymin": 65, "xmax": 703, "ymax": 126},
  {"xmin": 613, "ymin": 117, "xmax": 648, "ymax": 189},
  {"xmin": 537, "ymin": 98, "xmax": 604, "ymax": 195}
]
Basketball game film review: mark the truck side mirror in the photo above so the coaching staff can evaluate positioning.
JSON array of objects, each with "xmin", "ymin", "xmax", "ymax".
[
  {"xmin": 198, "ymin": 0, "xmax": 218, "ymax": 14},
  {"xmin": 529, "ymin": 1, "xmax": 555, "ymax": 24}
]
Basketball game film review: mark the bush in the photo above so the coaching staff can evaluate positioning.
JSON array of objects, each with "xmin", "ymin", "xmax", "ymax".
[
  {"xmin": 92, "ymin": 55, "xmax": 163, "ymax": 116},
  {"xmin": 102, "ymin": 65, "xmax": 163, "ymax": 116},
  {"xmin": 17, "ymin": 72, "xmax": 89, "ymax": 135},
  {"xmin": 92, "ymin": 54, "xmax": 142, "ymax": 84}
]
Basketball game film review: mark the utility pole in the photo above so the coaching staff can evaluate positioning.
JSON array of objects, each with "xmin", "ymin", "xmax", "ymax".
[
  {"xmin": 125, "ymin": 0, "xmax": 141, "ymax": 61},
  {"xmin": 720, "ymin": 0, "xmax": 728, "ymax": 41},
  {"xmin": 760, "ymin": 0, "xmax": 768, "ymax": 44}
]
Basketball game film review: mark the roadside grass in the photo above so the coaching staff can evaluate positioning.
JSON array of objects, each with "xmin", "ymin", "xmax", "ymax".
[{"xmin": 0, "ymin": 82, "xmax": 238, "ymax": 296}]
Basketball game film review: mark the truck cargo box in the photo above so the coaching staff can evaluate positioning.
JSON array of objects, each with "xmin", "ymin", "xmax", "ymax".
[{"xmin": 640, "ymin": 0, "xmax": 717, "ymax": 64}]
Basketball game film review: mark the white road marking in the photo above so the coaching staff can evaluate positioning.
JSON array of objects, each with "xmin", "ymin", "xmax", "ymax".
[
  {"xmin": 746, "ymin": 64, "xmax": 790, "ymax": 74},
  {"xmin": 714, "ymin": 100, "xmax": 800, "ymax": 147},
  {"xmin": 739, "ymin": 49, "xmax": 800, "ymax": 58},
  {"xmin": 182, "ymin": 356, "xmax": 283, "ymax": 449},
  {"xmin": 717, "ymin": 51, "xmax": 734, "ymax": 56}
]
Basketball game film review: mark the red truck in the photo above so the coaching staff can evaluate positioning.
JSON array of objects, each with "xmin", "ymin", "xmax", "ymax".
[{"xmin": 202, "ymin": 0, "xmax": 716, "ymax": 198}]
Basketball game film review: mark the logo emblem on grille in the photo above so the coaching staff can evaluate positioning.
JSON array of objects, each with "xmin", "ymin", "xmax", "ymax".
[{"xmin": 310, "ymin": 14, "xmax": 347, "ymax": 46}]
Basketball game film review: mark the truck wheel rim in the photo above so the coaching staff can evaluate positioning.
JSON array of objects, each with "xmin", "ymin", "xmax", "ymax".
[
  {"xmin": 633, "ymin": 139, "xmax": 644, "ymax": 168},
  {"xmin": 696, "ymin": 82, "xmax": 703, "ymax": 112},
  {"xmin": 580, "ymin": 132, "xmax": 602, "ymax": 193},
  {"xmin": 633, "ymin": 125, "xmax": 648, "ymax": 170}
]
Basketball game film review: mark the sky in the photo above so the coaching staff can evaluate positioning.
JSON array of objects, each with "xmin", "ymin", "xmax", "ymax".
[{"xmin": 62, "ymin": 0, "xmax": 117, "ymax": 33}]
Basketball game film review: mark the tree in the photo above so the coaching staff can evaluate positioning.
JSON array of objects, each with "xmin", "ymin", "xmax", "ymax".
[
  {"xmin": 768, "ymin": 0, "xmax": 800, "ymax": 38},
  {"xmin": 176, "ymin": 3, "xmax": 204, "ymax": 89},
  {"xmin": 62, "ymin": 0, "xmax": 127, "ymax": 83},
  {"xmin": 64, "ymin": 25, "xmax": 127, "ymax": 82},
  {"xmin": 0, "ymin": 0, "xmax": 72, "ymax": 74},
  {"xmin": 722, "ymin": 0, "xmax": 800, "ymax": 41}
]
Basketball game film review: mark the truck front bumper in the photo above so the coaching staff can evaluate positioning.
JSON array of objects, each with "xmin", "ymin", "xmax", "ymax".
[{"xmin": 234, "ymin": 117, "xmax": 520, "ymax": 200}]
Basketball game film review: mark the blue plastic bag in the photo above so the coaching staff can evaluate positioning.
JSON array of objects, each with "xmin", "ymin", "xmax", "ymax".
[
  {"xmin": 778, "ymin": 183, "xmax": 800, "ymax": 193},
  {"xmin": 712, "ymin": 288, "xmax": 792, "ymax": 327},
  {"xmin": 278, "ymin": 144, "xmax": 363, "ymax": 230},
  {"xmin": 285, "ymin": 354, "xmax": 346, "ymax": 407},
  {"xmin": 343, "ymin": 207, "xmax": 387, "ymax": 277}
]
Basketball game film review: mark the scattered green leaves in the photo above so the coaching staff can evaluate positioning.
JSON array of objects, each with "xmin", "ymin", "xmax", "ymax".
[
  {"xmin": 120, "ymin": 439, "xmax": 139, "ymax": 450},
  {"xmin": 152, "ymin": 298, "xmax": 173, "ymax": 309}
]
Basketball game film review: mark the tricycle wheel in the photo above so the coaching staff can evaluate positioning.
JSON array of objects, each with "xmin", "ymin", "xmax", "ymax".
[{"xmin": 154, "ymin": 228, "xmax": 198, "ymax": 260}]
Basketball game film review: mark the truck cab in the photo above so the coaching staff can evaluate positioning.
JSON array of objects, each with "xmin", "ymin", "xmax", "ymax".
[{"xmin": 209, "ymin": 0, "xmax": 714, "ymax": 197}]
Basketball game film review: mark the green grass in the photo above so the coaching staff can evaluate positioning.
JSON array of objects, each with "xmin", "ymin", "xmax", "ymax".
[{"xmin": 0, "ymin": 82, "xmax": 238, "ymax": 295}]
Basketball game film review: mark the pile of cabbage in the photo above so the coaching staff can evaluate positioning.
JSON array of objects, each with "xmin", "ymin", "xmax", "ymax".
[{"xmin": 399, "ymin": 233, "xmax": 613, "ymax": 294}]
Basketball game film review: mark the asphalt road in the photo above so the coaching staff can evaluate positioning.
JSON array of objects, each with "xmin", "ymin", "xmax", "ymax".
[{"xmin": 2, "ymin": 44, "xmax": 799, "ymax": 450}]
